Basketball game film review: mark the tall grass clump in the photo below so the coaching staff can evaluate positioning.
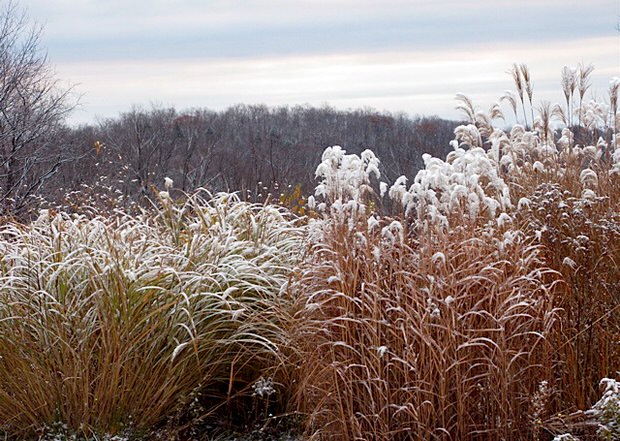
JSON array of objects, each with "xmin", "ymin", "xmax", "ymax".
[
  {"xmin": 291, "ymin": 67, "xmax": 619, "ymax": 440},
  {"xmin": 293, "ymin": 220, "xmax": 560, "ymax": 440},
  {"xmin": 457, "ymin": 69, "xmax": 620, "ymax": 415},
  {"xmin": 515, "ymin": 175, "xmax": 620, "ymax": 411},
  {"xmin": 0, "ymin": 189, "xmax": 304, "ymax": 438},
  {"xmin": 290, "ymin": 146, "xmax": 560, "ymax": 440}
]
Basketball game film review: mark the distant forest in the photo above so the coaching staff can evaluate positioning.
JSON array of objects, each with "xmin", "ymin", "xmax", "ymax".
[{"xmin": 17, "ymin": 105, "xmax": 459, "ymax": 217}]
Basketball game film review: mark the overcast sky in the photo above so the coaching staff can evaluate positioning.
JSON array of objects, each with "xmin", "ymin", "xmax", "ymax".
[{"xmin": 19, "ymin": 0, "xmax": 620, "ymax": 125}]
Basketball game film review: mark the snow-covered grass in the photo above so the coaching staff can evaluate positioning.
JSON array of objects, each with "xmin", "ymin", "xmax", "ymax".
[
  {"xmin": 290, "ymin": 146, "xmax": 562, "ymax": 439},
  {"xmin": 0, "ymin": 65, "xmax": 619, "ymax": 440},
  {"xmin": 590, "ymin": 378, "xmax": 620, "ymax": 440},
  {"xmin": 0, "ymin": 190, "xmax": 304, "ymax": 439},
  {"xmin": 287, "ymin": 66, "xmax": 620, "ymax": 440}
]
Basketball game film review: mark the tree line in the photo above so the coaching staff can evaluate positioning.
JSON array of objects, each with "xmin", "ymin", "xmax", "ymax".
[{"xmin": 48, "ymin": 106, "xmax": 456, "ymax": 213}]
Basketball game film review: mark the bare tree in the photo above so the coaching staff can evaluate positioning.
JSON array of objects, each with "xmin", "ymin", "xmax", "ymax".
[
  {"xmin": 73, "ymin": 103, "xmax": 457, "ymax": 206},
  {"xmin": 101, "ymin": 106, "xmax": 179, "ymax": 202},
  {"xmin": 171, "ymin": 109, "xmax": 220, "ymax": 192},
  {"xmin": 0, "ymin": 0, "xmax": 74, "ymax": 216}
]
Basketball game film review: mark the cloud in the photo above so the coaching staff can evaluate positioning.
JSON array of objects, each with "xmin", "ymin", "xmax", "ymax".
[
  {"xmin": 17, "ymin": 0, "xmax": 619, "ymax": 124},
  {"xmin": 58, "ymin": 34, "xmax": 619, "ymax": 124},
  {"xmin": 27, "ymin": 0, "xmax": 619, "ymax": 62}
]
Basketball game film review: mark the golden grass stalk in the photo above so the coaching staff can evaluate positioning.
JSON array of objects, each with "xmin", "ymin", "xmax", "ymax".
[{"xmin": 291, "ymin": 215, "xmax": 560, "ymax": 440}]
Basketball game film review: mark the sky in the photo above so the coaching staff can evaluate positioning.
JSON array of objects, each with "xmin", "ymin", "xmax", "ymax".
[{"xmin": 17, "ymin": 0, "xmax": 620, "ymax": 125}]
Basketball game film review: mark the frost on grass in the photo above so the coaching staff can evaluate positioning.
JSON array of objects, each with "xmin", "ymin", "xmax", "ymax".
[
  {"xmin": 252, "ymin": 376, "xmax": 276, "ymax": 398},
  {"xmin": 388, "ymin": 147, "xmax": 512, "ymax": 228},
  {"xmin": 309, "ymin": 145, "xmax": 384, "ymax": 244},
  {"xmin": 590, "ymin": 378, "xmax": 620, "ymax": 440},
  {"xmin": 552, "ymin": 434, "xmax": 579, "ymax": 441},
  {"xmin": 0, "ymin": 190, "xmax": 305, "ymax": 437},
  {"xmin": 40, "ymin": 421, "xmax": 129, "ymax": 441},
  {"xmin": 612, "ymin": 144, "xmax": 620, "ymax": 176},
  {"xmin": 551, "ymin": 378, "xmax": 620, "ymax": 441},
  {"xmin": 295, "ymin": 65, "xmax": 620, "ymax": 441},
  {"xmin": 314, "ymin": 145, "xmax": 379, "ymax": 210}
]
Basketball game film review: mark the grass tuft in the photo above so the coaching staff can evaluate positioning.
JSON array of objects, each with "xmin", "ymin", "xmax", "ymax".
[{"xmin": 0, "ymin": 191, "xmax": 304, "ymax": 438}]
